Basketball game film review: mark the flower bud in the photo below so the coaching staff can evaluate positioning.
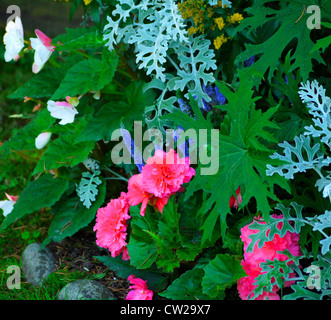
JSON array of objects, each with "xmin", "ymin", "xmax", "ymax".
[{"xmin": 35, "ymin": 131, "xmax": 52, "ymax": 149}]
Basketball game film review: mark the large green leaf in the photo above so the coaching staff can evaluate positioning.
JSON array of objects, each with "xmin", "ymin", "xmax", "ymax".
[
  {"xmin": 42, "ymin": 180, "xmax": 106, "ymax": 245},
  {"xmin": 0, "ymin": 174, "xmax": 69, "ymax": 230},
  {"xmin": 159, "ymin": 268, "xmax": 213, "ymax": 300},
  {"xmin": 234, "ymin": 0, "xmax": 325, "ymax": 85},
  {"xmin": 201, "ymin": 254, "xmax": 245, "ymax": 298},
  {"xmin": 164, "ymin": 72, "xmax": 289, "ymax": 245},
  {"xmin": 51, "ymin": 53, "xmax": 119, "ymax": 100}
]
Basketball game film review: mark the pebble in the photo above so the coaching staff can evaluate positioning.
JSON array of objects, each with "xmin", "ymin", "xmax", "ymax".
[
  {"xmin": 21, "ymin": 243, "xmax": 56, "ymax": 287},
  {"xmin": 57, "ymin": 279, "xmax": 117, "ymax": 300}
]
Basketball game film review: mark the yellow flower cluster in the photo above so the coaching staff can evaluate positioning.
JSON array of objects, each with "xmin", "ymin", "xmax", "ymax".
[
  {"xmin": 227, "ymin": 13, "xmax": 244, "ymax": 24},
  {"xmin": 84, "ymin": 0, "xmax": 93, "ymax": 5},
  {"xmin": 178, "ymin": 0, "xmax": 244, "ymax": 50},
  {"xmin": 178, "ymin": 0, "xmax": 213, "ymax": 34},
  {"xmin": 214, "ymin": 34, "xmax": 229, "ymax": 50}
]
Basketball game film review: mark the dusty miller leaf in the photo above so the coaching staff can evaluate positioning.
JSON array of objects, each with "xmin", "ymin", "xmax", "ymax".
[
  {"xmin": 298, "ymin": 80, "xmax": 331, "ymax": 148},
  {"xmin": 76, "ymin": 170, "xmax": 102, "ymax": 209}
]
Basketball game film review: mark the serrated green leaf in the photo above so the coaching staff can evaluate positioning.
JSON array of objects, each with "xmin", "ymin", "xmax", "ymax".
[
  {"xmin": 158, "ymin": 196, "xmax": 181, "ymax": 248},
  {"xmin": 170, "ymin": 72, "xmax": 289, "ymax": 245},
  {"xmin": 234, "ymin": 0, "xmax": 325, "ymax": 86},
  {"xmin": 0, "ymin": 174, "xmax": 69, "ymax": 230}
]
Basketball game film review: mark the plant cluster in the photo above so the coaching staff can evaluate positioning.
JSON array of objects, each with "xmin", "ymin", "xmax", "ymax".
[{"xmin": 1, "ymin": 0, "xmax": 330, "ymax": 300}]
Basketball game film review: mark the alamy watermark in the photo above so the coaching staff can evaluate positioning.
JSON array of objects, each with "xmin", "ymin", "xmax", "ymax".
[
  {"xmin": 110, "ymin": 121, "xmax": 220, "ymax": 175},
  {"xmin": 6, "ymin": 5, "xmax": 20, "ymax": 23},
  {"xmin": 6, "ymin": 265, "xmax": 21, "ymax": 290},
  {"xmin": 306, "ymin": 5, "xmax": 321, "ymax": 29}
]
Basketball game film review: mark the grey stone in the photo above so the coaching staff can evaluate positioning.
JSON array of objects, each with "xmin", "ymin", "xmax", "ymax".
[
  {"xmin": 57, "ymin": 279, "xmax": 117, "ymax": 300},
  {"xmin": 21, "ymin": 242, "xmax": 56, "ymax": 287}
]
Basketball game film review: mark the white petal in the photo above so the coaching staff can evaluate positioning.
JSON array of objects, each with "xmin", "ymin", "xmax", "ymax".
[
  {"xmin": 3, "ymin": 19, "xmax": 24, "ymax": 62},
  {"xmin": 0, "ymin": 200, "xmax": 14, "ymax": 217}
]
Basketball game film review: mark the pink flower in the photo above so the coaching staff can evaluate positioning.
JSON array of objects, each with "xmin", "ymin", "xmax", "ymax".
[
  {"xmin": 126, "ymin": 174, "xmax": 150, "ymax": 216},
  {"xmin": 126, "ymin": 173, "xmax": 170, "ymax": 216},
  {"xmin": 126, "ymin": 149, "xmax": 195, "ymax": 216},
  {"xmin": 126, "ymin": 275, "xmax": 153, "ymax": 300},
  {"xmin": 93, "ymin": 192, "xmax": 131, "ymax": 260},
  {"xmin": 237, "ymin": 214, "xmax": 301, "ymax": 300},
  {"xmin": 229, "ymin": 186, "xmax": 242, "ymax": 209},
  {"xmin": 30, "ymin": 29, "xmax": 55, "ymax": 73},
  {"xmin": 141, "ymin": 149, "xmax": 195, "ymax": 198}
]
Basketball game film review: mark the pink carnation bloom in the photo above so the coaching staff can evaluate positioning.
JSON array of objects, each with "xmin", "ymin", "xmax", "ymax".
[
  {"xmin": 237, "ymin": 214, "xmax": 301, "ymax": 300},
  {"xmin": 126, "ymin": 149, "xmax": 195, "ymax": 216},
  {"xmin": 93, "ymin": 192, "xmax": 131, "ymax": 260},
  {"xmin": 126, "ymin": 173, "xmax": 170, "ymax": 216},
  {"xmin": 126, "ymin": 275, "xmax": 153, "ymax": 300},
  {"xmin": 141, "ymin": 149, "xmax": 195, "ymax": 198}
]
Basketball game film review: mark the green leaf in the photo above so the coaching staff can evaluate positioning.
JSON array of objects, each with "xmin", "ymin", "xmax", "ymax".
[
  {"xmin": 145, "ymin": 230, "xmax": 180, "ymax": 273},
  {"xmin": 158, "ymin": 196, "xmax": 181, "ymax": 249},
  {"xmin": 0, "ymin": 109, "xmax": 55, "ymax": 157},
  {"xmin": 0, "ymin": 174, "xmax": 69, "ymax": 230},
  {"xmin": 51, "ymin": 53, "xmax": 119, "ymax": 100},
  {"xmin": 8, "ymin": 68, "xmax": 67, "ymax": 100},
  {"xmin": 33, "ymin": 119, "xmax": 95, "ymax": 174},
  {"xmin": 201, "ymin": 254, "xmax": 245, "ymax": 298},
  {"xmin": 174, "ymin": 72, "xmax": 289, "ymax": 245},
  {"xmin": 54, "ymin": 28, "xmax": 103, "ymax": 51},
  {"xmin": 75, "ymin": 81, "xmax": 156, "ymax": 142},
  {"xmin": 94, "ymin": 255, "xmax": 168, "ymax": 291},
  {"xmin": 159, "ymin": 268, "xmax": 213, "ymax": 300},
  {"xmin": 127, "ymin": 206, "xmax": 159, "ymax": 270},
  {"xmin": 42, "ymin": 179, "xmax": 106, "ymax": 245},
  {"xmin": 234, "ymin": 0, "xmax": 325, "ymax": 85}
]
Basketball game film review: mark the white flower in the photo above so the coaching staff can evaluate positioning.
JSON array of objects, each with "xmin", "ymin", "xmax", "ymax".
[
  {"xmin": 0, "ymin": 193, "xmax": 18, "ymax": 217},
  {"xmin": 30, "ymin": 29, "xmax": 55, "ymax": 74},
  {"xmin": 3, "ymin": 16, "xmax": 24, "ymax": 62},
  {"xmin": 47, "ymin": 98, "xmax": 79, "ymax": 125},
  {"xmin": 35, "ymin": 131, "xmax": 52, "ymax": 149}
]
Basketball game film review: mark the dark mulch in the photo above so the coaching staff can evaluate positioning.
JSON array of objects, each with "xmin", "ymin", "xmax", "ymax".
[{"xmin": 47, "ymin": 229, "xmax": 130, "ymax": 300}]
